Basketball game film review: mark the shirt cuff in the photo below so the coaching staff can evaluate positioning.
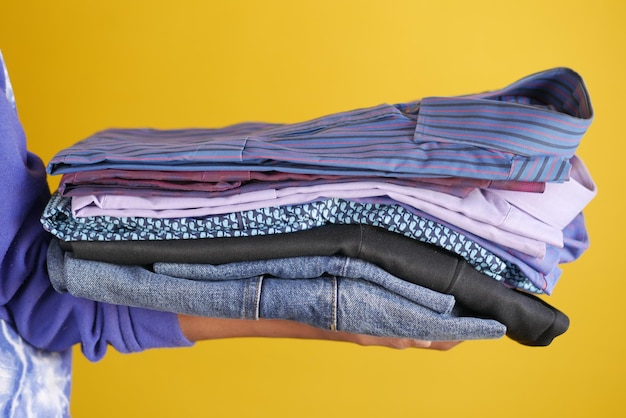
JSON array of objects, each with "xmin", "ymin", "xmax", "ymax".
[
  {"xmin": 129, "ymin": 308, "xmax": 195, "ymax": 352},
  {"xmin": 414, "ymin": 67, "xmax": 593, "ymax": 159}
]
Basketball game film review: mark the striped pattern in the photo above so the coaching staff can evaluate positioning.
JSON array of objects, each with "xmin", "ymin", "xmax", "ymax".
[{"xmin": 47, "ymin": 68, "xmax": 592, "ymax": 182}]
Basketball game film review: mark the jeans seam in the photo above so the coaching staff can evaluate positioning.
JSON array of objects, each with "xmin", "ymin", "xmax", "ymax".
[
  {"xmin": 330, "ymin": 275, "xmax": 337, "ymax": 331},
  {"xmin": 339, "ymin": 256, "xmax": 349, "ymax": 277},
  {"xmin": 243, "ymin": 278, "xmax": 250, "ymax": 319},
  {"xmin": 254, "ymin": 276, "xmax": 263, "ymax": 320}
]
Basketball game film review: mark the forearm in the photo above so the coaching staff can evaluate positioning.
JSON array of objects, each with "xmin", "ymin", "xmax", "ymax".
[{"xmin": 177, "ymin": 314, "xmax": 460, "ymax": 350}]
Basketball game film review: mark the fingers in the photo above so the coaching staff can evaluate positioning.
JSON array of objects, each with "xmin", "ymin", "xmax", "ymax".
[
  {"xmin": 347, "ymin": 334, "xmax": 433, "ymax": 349},
  {"xmin": 427, "ymin": 340, "xmax": 463, "ymax": 351},
  {"xmin": 330, "ymin": 330, "xmax": 462, "ymax": 351}
]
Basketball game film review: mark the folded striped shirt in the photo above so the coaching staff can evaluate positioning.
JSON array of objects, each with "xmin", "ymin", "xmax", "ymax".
[{"xmin": 47, "ymin": 67, "xmax": 593, "ymax": 182}]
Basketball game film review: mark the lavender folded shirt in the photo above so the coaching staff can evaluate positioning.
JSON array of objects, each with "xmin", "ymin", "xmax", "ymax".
[
  {"xmin": 72, "ymin": 184, "xmax": 554, "ymax": 258},
  {"xmin": 71, "ymin": 165, "xmax": 596, "ymax": 259}
]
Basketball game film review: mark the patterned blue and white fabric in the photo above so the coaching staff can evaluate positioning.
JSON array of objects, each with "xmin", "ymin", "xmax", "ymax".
[{"xmin": 42, "ymin": 192, "xmax": 544, "ymax": 292}]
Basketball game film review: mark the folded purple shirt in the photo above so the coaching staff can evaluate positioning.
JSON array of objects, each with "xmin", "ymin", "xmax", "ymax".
[{"xmin": 58, "ymin": 168, "xmax": 546, "ymax": 197}]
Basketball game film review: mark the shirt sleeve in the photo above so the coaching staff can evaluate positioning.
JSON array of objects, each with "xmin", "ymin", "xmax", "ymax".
[
  {"xmin": 0, "ymin": 59, "xmax": 193, "ymax": 362},
  {"xmin": 414, "ymin": 67, "xmax": 593, "ymax": 159}
]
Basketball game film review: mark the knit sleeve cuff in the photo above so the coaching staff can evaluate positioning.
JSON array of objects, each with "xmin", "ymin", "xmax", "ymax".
[{"xmin": 129, "ymin": 308, "xmax": 195, "ymax": 351}]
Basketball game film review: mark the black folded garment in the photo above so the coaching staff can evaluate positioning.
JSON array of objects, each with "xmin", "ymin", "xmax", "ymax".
[{"xmin": 61, "ymin": 224, "xmax": 568, "ymax": 346}]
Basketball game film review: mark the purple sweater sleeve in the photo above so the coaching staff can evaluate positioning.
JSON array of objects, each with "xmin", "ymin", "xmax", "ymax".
[{"xmin": 0, "ymin": 65, "xmax": 192, "ymax": 362}]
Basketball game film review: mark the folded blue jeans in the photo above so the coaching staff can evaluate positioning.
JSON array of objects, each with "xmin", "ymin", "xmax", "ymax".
[
  {"xmin": 47, "ymin": 239, "xmax": 505, "ymax": 341},
  {"xmin": 58, "ymin": 223, "xmax": 569, "ymax": 346}
]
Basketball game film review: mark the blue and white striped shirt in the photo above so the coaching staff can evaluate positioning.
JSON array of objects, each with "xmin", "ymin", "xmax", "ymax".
[{"xmin": 47, "ymin": 67, "xmax": 592, "ymax": 182}]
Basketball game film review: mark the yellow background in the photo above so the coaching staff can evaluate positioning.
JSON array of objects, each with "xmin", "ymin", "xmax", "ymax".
[{"xmin": 1, "ymin": 1, "xmax": 624, "ymax": 417}]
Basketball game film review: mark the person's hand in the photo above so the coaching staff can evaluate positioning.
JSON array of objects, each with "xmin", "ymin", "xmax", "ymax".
[{"xmin": 178, "ymin": 315, "xmax": 462, "ymax": 351}]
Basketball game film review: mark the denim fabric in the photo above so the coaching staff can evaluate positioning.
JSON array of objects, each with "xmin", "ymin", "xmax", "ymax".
[
  {"xmin": 0, "ymin": 320, "xmax": 71, "ymax": 417},
  {"xmin": 155, "ymin": 256, "xmax": 454, "ymax": 313},
  {"xmin": 154, "ymin": 255, "xmax": 568, "ymax": 346},
  {"xmin": 59, "ymin": 223, "xmax": 569, "ymax": 345},
  {"xmin": 48, "ymin": 240, "xmax": 505, "ymax": 342}
]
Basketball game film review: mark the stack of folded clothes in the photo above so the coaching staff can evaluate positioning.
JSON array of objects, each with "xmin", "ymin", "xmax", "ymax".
[{"xmin": 41, "ymin": 67, "xmax": 596, "ymax": 346}]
